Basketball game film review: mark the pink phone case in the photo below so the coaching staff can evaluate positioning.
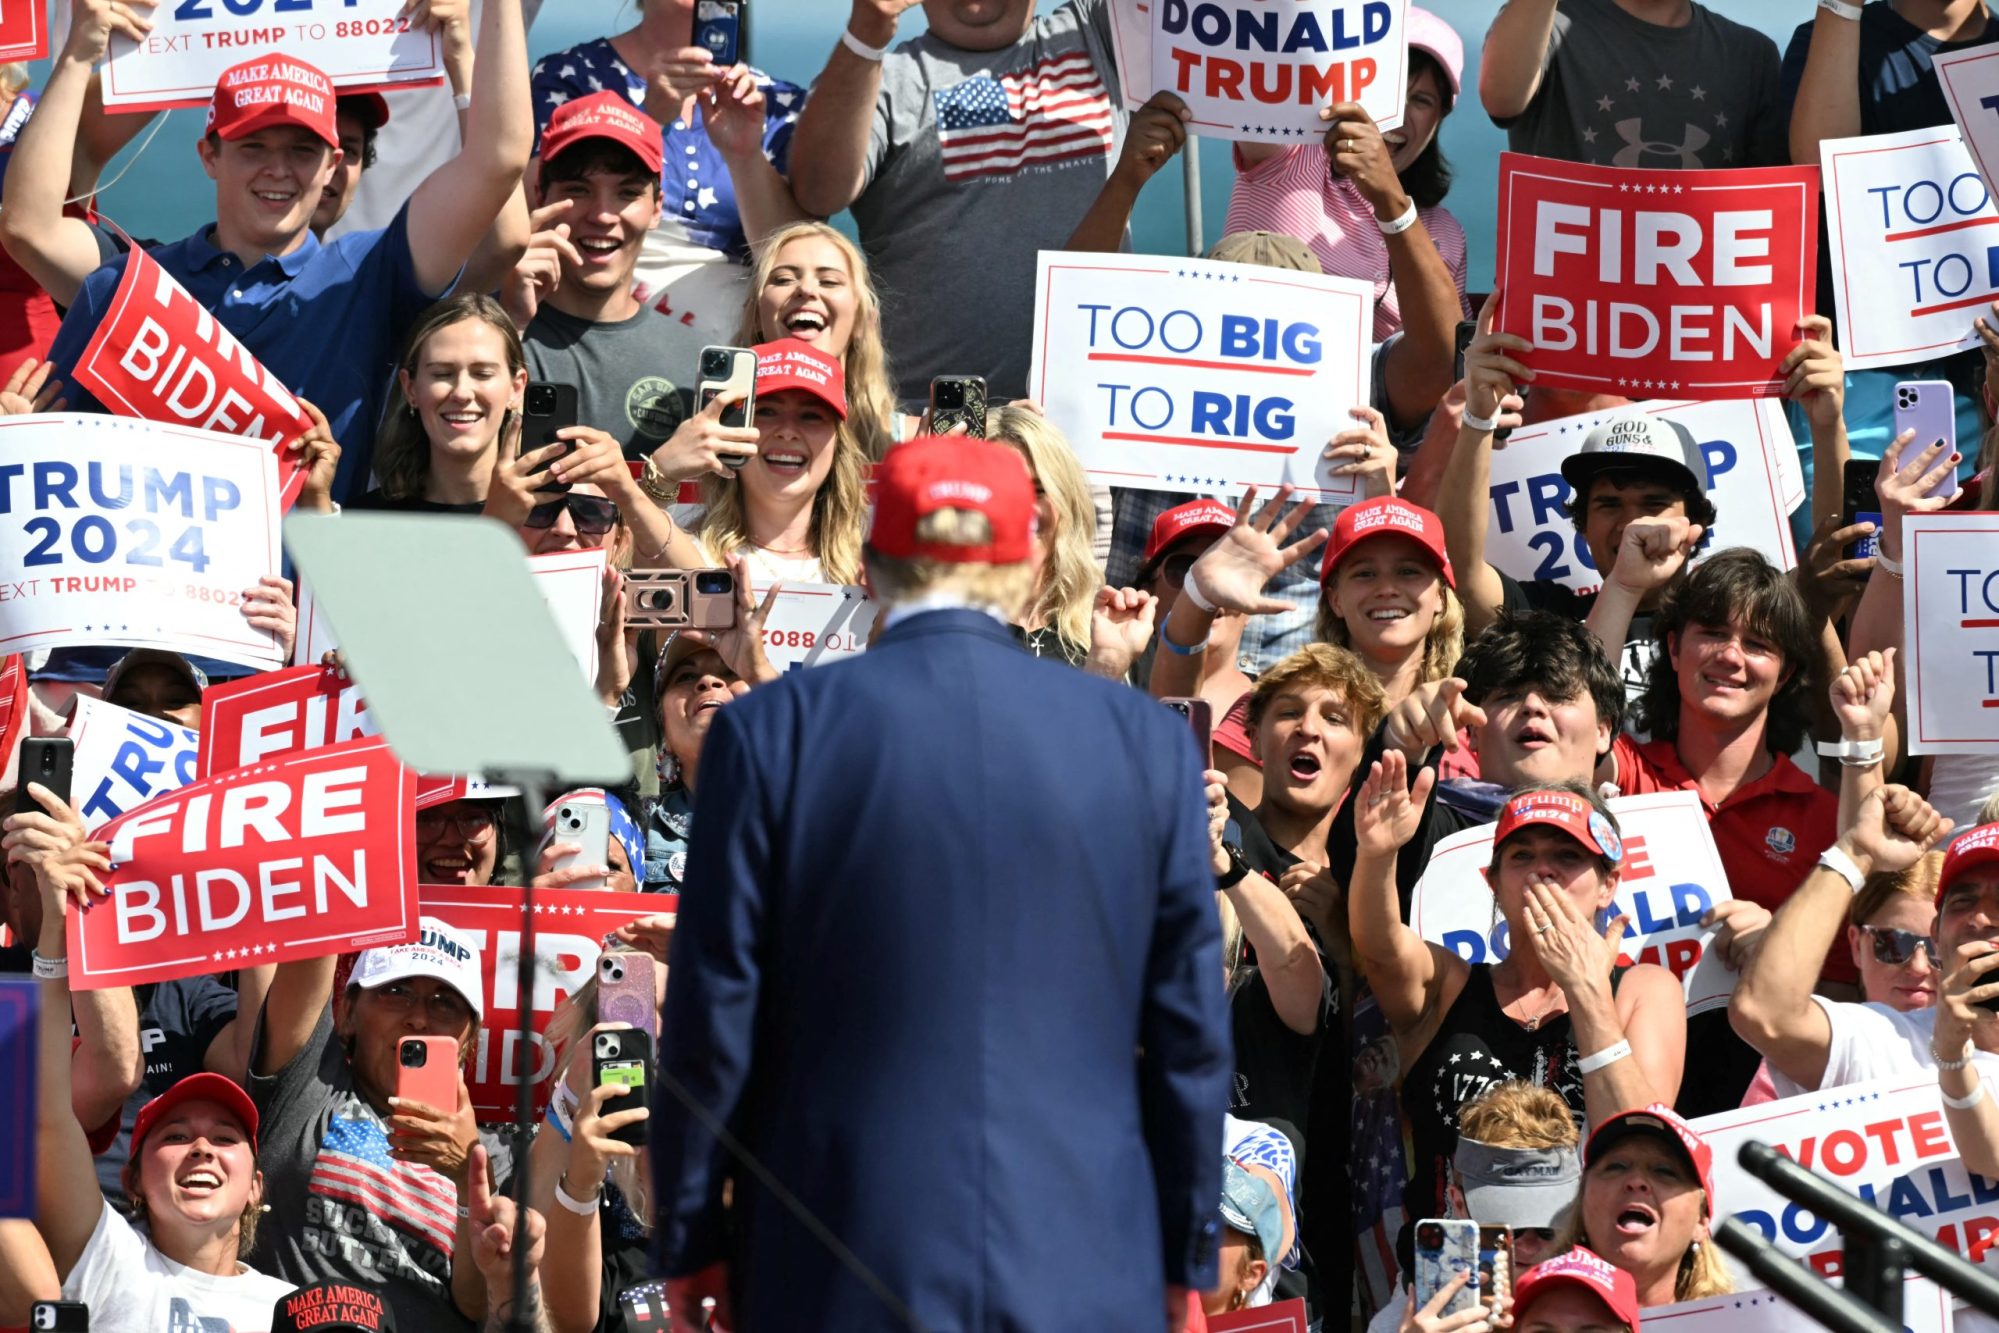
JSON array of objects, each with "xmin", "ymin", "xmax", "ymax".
[
  {"xmin": 395, "ymin": 1035, "xmax": 460, "ymax": 1111},
  {"xmin": 597, "ymin": 952, "xmax": 658, "ymax": 1039},
  {"xmin": 1892, "ymin": 381, "xmax": 1960, "ymax": 498}
]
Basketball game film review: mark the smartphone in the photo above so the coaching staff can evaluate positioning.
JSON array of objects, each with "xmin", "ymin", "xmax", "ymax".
[
  {"xmin": 1476, "ymin": 1225, "xmax": 1514, "ymax": 1316},
  {"xmin": 692, "ymin": 0, "xmax": 744, "ymax": 66},
  {"xmin": 395, "ymin": 1035, "xmax": 460, "ymax": 1111},
  {"xmin": 1892, "ymin": 380, "xmax": 1960, "ymax": 499},
  {"xmin": 929, "ymin": 376, "xmax": 988, "ymax": 438},
  {"xmin": 17, "ymin": 737, "xmax": 72, "ymax": 813},
  {"xmin": 31, "ymin": 1305, "xmax": 87, "ymax": 1333},
  {"xmin": 623, "ymin": 568, "xmax": 739, "ymax": 630},
  {"xmin": 522, "ymin": 381, "xmax": 581, "ymax": 496},
  {"xmin": 550, "ymin": 801, "xmax": 612, "ymax": 892},
  {"xmin": 698, "ymin": 345, "xmax": 758, "ymax": 452},
  {"xmin": 1413, "ymin": 1218, "xmax": 1480, "ymax": 1317},
  {"xmin": 1161, "ymin": 697, "xmax": 1213, "ymax": 760},
  {"xmin": 597, "ymin": 951, "xmax": 659, "ymax": 1041},
  {"xmin": 1842, "ymin": 458, "xmax": 1882, "ymax": 561},
  {"xmin": 592, "ymin": 1028, "xmax": 652, "ymax": 1147},
  {"xmin": 1453, "ymin": 318, "xmax": 1476, "ymax": 381}
]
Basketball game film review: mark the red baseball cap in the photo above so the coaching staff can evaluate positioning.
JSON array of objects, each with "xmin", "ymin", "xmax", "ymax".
[
  {"xmin": 538, "ymin": 90, "xmax": 666, "ymax": 175},
  {"xmin": 1139, "ymin": 499, "xmax": 1236, "ymax": 582},
  {"xmin": 130, "ymin": 1072, "xmax": 260, "ymax": 1157},
  {"xmin": 868, "ymin": 436, "xmax": 1035, "ymax": 565},
  {"xmin": 1513, "ymin": 1249, "xmax": 1641, "ymax": 1333},
  {"xmin": 1586, "ymin": 1102, "xmax": 1715, "ymax": 1205},
  {"xmin": 1319, "ymin": 497, "xmax": 1455, "ymax": 588},
  {"xmin": 1941, "ymin": 823, "xmax": 1999, "ymax": 903},
  {"xmin": 207, "ymin": 56, "xmax": 338, "ymax": 149},
  {"xmin": 755, "ymin": 338, "xmax": 848, "ymax": 419},
  {"xmin": 337, "ymin": 91, "xmax": 392, "ymax": 133},
  {"xmin": 1493, "ymin": 788, "xmax": 1624, "ymax": 865}
]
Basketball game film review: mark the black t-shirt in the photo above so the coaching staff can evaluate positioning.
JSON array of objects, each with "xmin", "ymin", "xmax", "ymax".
[
  {"xmin": 1327, "ymin": 723, "xmax": 1480, "ymax": 918},
  {"xmin": 1496, "ymin": 568, "xmax": 1655, "ymax": 705},
  {"xmin": 351, "ymin": 491, "xmax": 485, "ymax": 515},
  {"xmin": 96, "ymin": 974, "xmax": 239, "ymax": 1202}
]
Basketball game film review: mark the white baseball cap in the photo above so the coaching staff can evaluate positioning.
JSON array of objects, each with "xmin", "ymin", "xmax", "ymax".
[{"xmin": 350, "ymin": 916, "xmax": 483, "ymax": 1018}]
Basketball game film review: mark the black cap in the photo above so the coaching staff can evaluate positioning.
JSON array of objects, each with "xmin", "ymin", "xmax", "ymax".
[{"xmin": 273, "ymin": 1284, "xmax": 396, "ymax": 1333}]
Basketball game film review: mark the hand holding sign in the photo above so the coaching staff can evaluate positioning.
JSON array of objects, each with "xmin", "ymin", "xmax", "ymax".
[
  {"xmin": 2, "ymin": 784, "xmax": 111, "ymax": 912},
  {"xmin": 67, "ymin": 0, "xmax": 155, "ymax": 65},
  {"xmin": 1113, "ymin": 91, "xmax": 1191, "ymax": 192},
  {"xmin": 1463, "ymin": 292, "xmax": 1533, "ymax": 435},
  {"xmin": 285, "ymin": 399, "xmax": 341, "ymax": 515},
  {"xmin": 1779, "ymin": 315, "xmax": 1846, "ymax": 433},
  {"xmin": 1185, "ymin": 486, "xmax": 1330, "ymax": 617},
  {"xmin": 1321, "ymin": 100, "xmax": 1406, "ymax": 221}
]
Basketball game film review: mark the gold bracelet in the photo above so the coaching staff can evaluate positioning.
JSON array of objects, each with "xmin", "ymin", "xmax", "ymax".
[{"xmin": 639, "ymin": 455, "xmax": 677, "ymax": 504}]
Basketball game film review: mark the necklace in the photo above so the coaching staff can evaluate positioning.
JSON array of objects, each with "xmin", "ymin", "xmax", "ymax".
[
  {"xmin": 745, "ymin": 544, "xmax": 813, "ymax": 583},
  {"xmin": 1500, "ymin": 968, "xmax": 1565, "ymax": 1031}
]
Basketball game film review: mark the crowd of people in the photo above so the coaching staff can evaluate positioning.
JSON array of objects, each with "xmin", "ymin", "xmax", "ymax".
[{"xmin": 5, "ymin": 0, "xmax": 1999, "ymax": 1330}]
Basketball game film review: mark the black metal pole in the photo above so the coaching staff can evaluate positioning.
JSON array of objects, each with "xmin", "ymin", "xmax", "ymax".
[
  {"xmin": 1714, "ymin": 1219, "xmax": 1901, "ymax": 1333},
  {"xmin": 505, "ymin": 773, "xmax": 548, "ymax": 1333}
]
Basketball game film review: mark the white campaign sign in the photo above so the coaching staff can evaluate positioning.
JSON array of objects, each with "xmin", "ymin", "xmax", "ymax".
[
  {"xmin": 69, "ymin": 695, "xmax": 198, "ymax": 833},
  {"xmin": 1408, "ymin": 791, "xmax": 1739, "ymax": 1014},
  {"xmin": 103, "ymin": 0, "xmax": 444, "ymax": 112},
  {"xmin": 1643, "ymin": 1280, "xmax": 1949, "ymax": 1333},
  {"xmin": 1481, "ymin": 397, "xmax": 1801, "ymax": 597},
  {"xmin": 1901, "ymin": 512, "xmax": 1999, "ymax": 754},
  {"xmin": 1821, "ymin": 126, "xmax": 1999, "ymax": 371},
  {"xmin": 1029, "ymin": 251, "xmax": 1372, "ymax": 502},
  {"xmin": 748, "ymin": 582, "xmax": 878, "ymax": 673},
  {"xmin": 0, "ymin": 415, "xmax": 282, "ymax": 667},
  {"xmin": 1935, "ymin": 45, "xmax": 1999, "ymax": 198}
]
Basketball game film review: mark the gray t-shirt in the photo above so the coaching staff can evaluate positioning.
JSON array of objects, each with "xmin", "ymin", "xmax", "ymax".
[
  {"xmin": 853, "ymin": 0, "xmax": 1125, "ymax": 403},
  {"xmin": 1494, "ymin": 0, "xmax": 1785, "ymax": 169},
  {"xmin": 245, "ymin": 1009, "xmax": 514, "ymax": 1333},
  {"xmin": 525, "ymin": 304, "xmax": 691, "ymax": 461}
]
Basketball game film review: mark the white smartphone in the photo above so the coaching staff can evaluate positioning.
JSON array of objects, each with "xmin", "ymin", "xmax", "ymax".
[{"xmin": 550, "ymin": 801, "xmax": 611, "ymax": 891}]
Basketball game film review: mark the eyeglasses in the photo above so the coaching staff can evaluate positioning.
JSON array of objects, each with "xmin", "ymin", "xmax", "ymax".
[
  {"xmin": 525, "ymin": 493, "xmax": 621, "ymax": 537},
  {"xmin": 1160, "ymin": 552, "xmax": 1197, "ymax": 588},
  {"xmin": 1861, "ymin": 925, "xmax": 1938, "ymax": 966},
  {"xmin": 370, "ymin": 982, "xmax": 473, "ymax": 1024},
  {"xmin": 417, "ymin": 807, "xmax": 498, "ymax": 840}
]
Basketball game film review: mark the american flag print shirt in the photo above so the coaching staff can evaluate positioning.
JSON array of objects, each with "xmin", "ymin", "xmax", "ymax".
[{"xmin": 932, "ymin": 48, "xmax": 1115, "ymax": 183}]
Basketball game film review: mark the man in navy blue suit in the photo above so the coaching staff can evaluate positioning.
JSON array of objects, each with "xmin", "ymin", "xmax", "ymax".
[{"xmin": 652, "ymin": 435, "xmax": 1232, "ymax": 1331}]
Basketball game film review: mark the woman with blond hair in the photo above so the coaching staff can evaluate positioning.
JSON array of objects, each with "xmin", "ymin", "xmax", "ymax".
[
  {"xmin": 988, "ymin": 404, "xmax": 1114, "ymax": 668},
  {"xmin": 1553, "ymin": 1106, "xmax": 1732, "ymax": 1306}
]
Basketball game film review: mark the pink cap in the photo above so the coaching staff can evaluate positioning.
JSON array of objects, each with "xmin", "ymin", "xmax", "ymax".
[{"xmin": 1407, "ymin": 7, "xmax": 1464, "ymax": 98}]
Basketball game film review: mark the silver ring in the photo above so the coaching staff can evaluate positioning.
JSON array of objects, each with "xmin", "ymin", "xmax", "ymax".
[{"xmin": 1536, "ymin": 924, "xmax": 1553, "ymax": 934}]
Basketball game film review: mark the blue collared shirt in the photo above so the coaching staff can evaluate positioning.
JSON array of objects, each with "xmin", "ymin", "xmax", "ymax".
[{"xmin": 47, "ymin": 202, "xmax": 438, "ymax": 505}]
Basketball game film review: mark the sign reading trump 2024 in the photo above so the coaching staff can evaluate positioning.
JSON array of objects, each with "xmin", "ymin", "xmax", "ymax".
[
  {"xmin": 1030, "ymin": 251, "xmax": 1371, "ymax": 501},
  {"xmin": 0, "ymin": 415, "xmax": 282, "ymax": 668},
  {"xmin": 1902, "ymin": 512, "xmax": 1999, "ymax": 754},
  {"xmin": 1494, "ymin": 154, "xmax": 1819, "ymax": 398},
  {"xmin": 68, "ymin": 737, "xmax": 417, "ymax": 990},
  {"xmin": 1407, "ymin": 791, "xmax": 1739, "ymax": 1014},
  {"xmin": 70, "ymin": 695, "xmax": 199, "ymax": 831},
  {"xmin": 1820, "ymin": 126, "xmax": 1999, "ymax": 371}
]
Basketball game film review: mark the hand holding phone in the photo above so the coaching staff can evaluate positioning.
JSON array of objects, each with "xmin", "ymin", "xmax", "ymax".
[
  {"xmin": 698, "ymin": 346, "xmax": 758, "ymax": 452},
  {"xmin": 592, "ymin": 1028, "xmax": 653, "ymax": 1147},
  {"xmin": 395, "ymin": 1035, "xmax": 460, "ymax": 1112},
  {"xmin": 1892, "ymin": 381, "xmax": 1960, "ymax": 500},
  {"xmin": 1413, "ymin": 1218, "xmax": 1480, "ymax": 1317},
  {"xmin": 597, "ymin": 951, "xmax": 660, "ymax": 1041},
  {"xmin": 16, "ymin": 737, "xmax": 72, "ymax": 814},
  {"xmin": 928, "ymin": 376, "xmax": 988, "ymax": 438},
  {"xmin": 548, "ymin": 801, "xmax": 612, "ymax": 891}
]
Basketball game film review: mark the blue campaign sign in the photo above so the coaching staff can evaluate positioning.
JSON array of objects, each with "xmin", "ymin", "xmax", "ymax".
[{"xmin": 0, "ymin": 978, "xmax": 37, "ymax": 1217}]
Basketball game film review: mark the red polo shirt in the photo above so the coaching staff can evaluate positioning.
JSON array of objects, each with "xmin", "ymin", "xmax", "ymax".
[{"xmin": 1611, "ymin": 734, "xmax": 1848, "ymax": 984}]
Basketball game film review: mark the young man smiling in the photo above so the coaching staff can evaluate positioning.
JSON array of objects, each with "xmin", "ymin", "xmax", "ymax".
[{"xmin": 6, "ymin": 0, "xmax": 531, "ymax": 504}]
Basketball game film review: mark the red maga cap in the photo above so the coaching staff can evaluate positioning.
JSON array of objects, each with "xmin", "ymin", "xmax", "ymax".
[
  {"xmin": 337, "ymin": 91, "xmax": 391, "ymax": 132},
  {"xmin": 1941, "ymin": 823, "xmax": 1999, "ymax": 903},
  {"xmin": 868, "ymin": 437, "xmax": 1035, "ymax": 565},
  {"xmin": 538, "ymin": 90, "xmax": 666, "ymax": 175},
  {"xmin": 1586, "ymin": 1102, "xmax": 1716, "ymax": 1205},
  {"xmin": 131, "ymin": 1071, "xmax": 260, "ymax": 1157},
  {"xmin": 754, "ymin": 338, "xmax": 847, "ymax": 419},
  {"xmin": 1493, "ymin": 789, "xmax": 1623, "ymax": 864},
  {"xmin": 1140, "ymin": 499, "xmax": 1236, "ymax": 579},
  {"xmin": 1512, "ymin": 1248, "xmax": 1641, "ymax": 1333},
  {"xmin": 1319, "ymin": 497, "xmax": 1455, "ymax": 588},
  {"xmin": 207, "ymin": 57, "xmax": 338, "ymax": 149}
]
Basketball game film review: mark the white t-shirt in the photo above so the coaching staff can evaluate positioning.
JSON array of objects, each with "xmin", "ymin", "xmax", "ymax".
[
  {"xmin": 62, "ymin": 1197, "xmax": 293, "ymax": 1333},
  {"xmin": 1813, "ymin": 995, "xmax": 1999, "ymax": 1088}
]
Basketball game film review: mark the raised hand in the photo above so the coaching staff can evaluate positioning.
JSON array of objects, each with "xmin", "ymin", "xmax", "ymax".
[
  {"xmin": 1112, "ymin": 91, "xmax": 1190, "ymax": 191},
  {"xmin": 502, "ymin": 200, "xmax": 581, "ymax": 327},
  {"xmin": 1381, "ymin": 677, "xmax": 1487, "ymax": 758},
  {"xmin": 1322, "ymin": 404, "xmax": 1398, "ymax": 499},
  {"xmin": 678, "ymin": 553, "xmax": 781, "ymax": 686},
  {"xmin": 285, "ymin": 398, "xmax": 342, "ymax": 513},
  {"xmin": 701, "ymin": 64, "xmax": 770, "ymax": 162},
  {"xmin": 462, "ymin": 1142, "xmax": 547, "ymax": 1310},
  {"xmin": 1086, "ymin": 586, "xmax": 1157, "ymax": 680},
  {"xmin": 1795, "ymin": 510, "xmax": 1876, "ymax": 623},
  {"xmin": 1353, "ymin": 750, "xmax": 1436, "ymax": 858},
  {"xmin": 1780, "ymin": 314, "xmax": 1845, "ymax": 432},
  {"xmin": 0, "ymin": 359, "xmax": 64, "ymax": 416},
  {"xmin": 1463, "ymin": 290, "xmax": 1534, "ymax": 429},
  {"xmin": 1606, "ymin": 514, "xmax": 1704, "ymax": 597},
  {"xmin": 1839, "ymin": 784, "xmax": 1952, "ymax": 879},
  {"xmin": 1320, "ymin": 101, "xmax": 1407, "ymax": 219},
  {"xmin": 387, "ymin": 1080, "xmax": 481, "ymax": 1186},
  {"xmin": 649, "ymin": 390, "xmax": 761, "ymax": 482},
  {"xmin": 64, "ymin": 0, "xmax": 156, "ymax": 64},
  {"xmin": 2, "ymin": 784, "xmax": 111, "ymax": 911},
  {"xmin": 1183, "ymin": 486, "xmax": 1330, "ymax": 616},
  {"xmin": 240, "ymin": 575, "xmax": 298, "ymax": 661},
  {"xmin": 1830, "ymin": 648, "xmax": 1895, "ymax": 743}
]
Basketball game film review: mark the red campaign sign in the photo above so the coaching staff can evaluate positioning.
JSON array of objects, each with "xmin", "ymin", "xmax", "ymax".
[
  {"xmin": 198, "ymin": 664, "xmax": 376, "ymax": 779},
  {"xmin": 72, "ymin": 245, "xmax": 312, "ymax": 508},
  {"xmin": 0, "ymin": 0, "xmax": 45, "ymax": 63},
  {"xmin": 68, "ymin": 737, "xmax": 417, "ymax": 990},
  {"xmin": 420, "ymin": 885, "xmax": 671, "ymax": 1121},
  {"xmin": 0, "ymin": 654, "xmax": 26, "ymax": 786},
  {"xmin": 1208, "ymin": 1299, "xmax": 1307, "ymax": 1333},
  {"xmin": 1494, "ymin": 153, "xmax": 1821, "ymax": 398}
]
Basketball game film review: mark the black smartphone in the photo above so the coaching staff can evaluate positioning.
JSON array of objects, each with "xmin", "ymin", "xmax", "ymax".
[
  {"xmin": 697, "ymin": 345, "xmax": 758, "ymax": 455},
  {"xmin": 692, "ymin": 0, "xmax": 745, "ymax": 66},
  {"xmin": 31, "ymin": 1304, "xmax": 88, "ymax": 1333},
  {"xmin": 1842, "ymin": 458, "xmax": 1882, "ymax": 561},
  {"xmin": 1453, "ymin": 318, "xmax": 1476, "ymax": 381},
  {"xmin": 17, "ymin": 737, "xmax": 73, "ymax": 814},
  {"xmin": 522, "ymin": 381, "xmax": 581, "ymax": 495},
  {"xmin": 929, "ymin": 376, "xmax": 988, "ymax": 438},
  {"xmin": 592, "ymin": 1028, "xmax": 652, "ymax": 1147}
]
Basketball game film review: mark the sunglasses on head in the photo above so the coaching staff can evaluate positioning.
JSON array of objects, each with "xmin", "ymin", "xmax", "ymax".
[
  {"xmin": 525, "ymin": 493, "xmax": 621, "ymax": 536},
  {"xmin": 1861, "ymin": 925, "xmax": 1937, "ymax": 966}
]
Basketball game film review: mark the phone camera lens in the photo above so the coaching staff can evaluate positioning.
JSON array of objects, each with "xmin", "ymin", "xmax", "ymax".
[
  {"xmin": 694, "ymin": 571, "xmax": 734, "ymax": 596},
  {"xmin": 605, "ymin": 961, "xmax": 624, "ymax": 982},
  {"xmin": 402, "ymin": 1040, "xmax": 426, "ymax": 1067},
  {"xmin": 701, "ymin": 350, "xmax": 727, "ymax": 376},
  {"xmin": 1418, "ymin": 1224, "xmax": 1443, "ymax": 1249},
  {"xmin": 526, "ymin": 385, "xmax": 557, "ymax": 415}
]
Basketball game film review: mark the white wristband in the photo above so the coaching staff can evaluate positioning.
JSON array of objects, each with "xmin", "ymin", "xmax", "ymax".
[
  {"xmin": 1874, "ymin": 550, "xmax": 1903, "ymax": 578},
  {"xmin": 1819, "ymin": 0, "xmax": 1864, "ymax": 19},
  {"xmin": 1181, "ymin": 578, "xmax": 1218, "ymax": 615},
  {"xmin": 1577, "ymin": 1038, "xmax": 1633, "ymax": 1075},
  {"xmin": 30, "ymin": 950, "xmax": 67, "ymax": 980},
  {"xmin": 1944, "ymin": 1078, "xmax": 1986, "ymax": 1111},
  {"xmin": 1461, "ymin": 407, "xmax": 1500, "ymax": 434},
  {"xmin": 1815, "ymin": 736, "xmax": 1884, "ymax": 767},
  {"xmin": 452, "ymin": 91, "xmax": 472, "ymax": 111},
  {"xmin": 841, "ymin": 27, "xmax": 889, "ymax": 61},
  {"xmin": 1376, "ymin": 199, "xmax": 1419, "ymax": 235},
  {"xmin": 1817, "ymin": 846, "xmax": 1867, "ymax": 893},
  {"xmin": 554, "ymin": 1173, "xmax": 601, "ymax": 1215}
]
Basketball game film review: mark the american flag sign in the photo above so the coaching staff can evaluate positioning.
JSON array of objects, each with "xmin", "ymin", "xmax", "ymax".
[{"xmin": 934, "ymin": 51, "xmax": 1115, "ymax": 183}]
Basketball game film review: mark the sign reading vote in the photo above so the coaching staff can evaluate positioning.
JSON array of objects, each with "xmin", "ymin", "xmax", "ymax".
[
  {"xmin": 419, "ymin": 885, "xmax": 666, "ymax": 1120},
  {"xmin": 103, "ymin": 1, "xmax": 443, "ymax": 112},
  {"xmin": 1149, "ymin": 0, "xmax": 1409, "ymax": 142},
  {"xmin": 1408, "ymin": 791, "xmax": 1739, "ymax": 1014},
  {"xmin": 1494, "ymin": 154, "xmax": 1820, "ymax": 398},
  {"xmin": 1902, "ymin": 513, "xmax": 1999, "ymax": 754},
  {"xmin": 0, "ymin": 415, "xmax": 282, "ymax": 668},
  {"xmin": 69, "ymin": 737, "xmax": 417, "ymax": 990},
  {"xmin": 199, "ymin": 664, "xmax": 376, "ymax": 779},
  {"xmin": 70, "ymin": 695, "xmax": 199, "ymax": 831},
  {"xmin": 1481, "ymin": 397, "xmax": 1801, "ymax": 597},
  {"xmin": 74, "ymin": 248, "xmax": 312, "ymax": 508},
  {"xmin": 1030, "ymin": 251, "xmax": 1372, "ymax": 501},
  {"xmin": 1820, "ymin": 126, "xmax": 1999, "ymax": 372}
]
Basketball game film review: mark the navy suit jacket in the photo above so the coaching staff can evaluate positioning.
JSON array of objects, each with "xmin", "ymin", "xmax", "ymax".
[{"xmin": 651, "ymin": 609, "xmax": 1231, "ymax": 1330}]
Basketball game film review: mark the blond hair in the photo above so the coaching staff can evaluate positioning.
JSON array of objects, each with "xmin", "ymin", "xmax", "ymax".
[
  {"xmin": 1851, "ymin": 850, "xmax": 1944, "ymax": 927},
  {"xmin": 736, "ymin": 221, "xmax": 900, "ymax": 463},
  {"xmin": 862, "ymin": 510, "xmax": 1037, "ymax": 615},
  {"xmin": 695, "ymin": 421, "xmax": 868, "ymax": 585},
  {"xmin": 1456, "ymin": 1082, "xmax": 1579, "ymax": 1152},
  {"xmin": 1247, "ymin": 643, "xmax": 1390, "ymax": 741},
  {"xmin": 544, "ymin": 976, "xmax": 651, "ymax": 1231},
  {"xmin": 1554, "ymin": 1166, "xmax": 1732, "ymax": 1301},
  {"xmin": 990, "ymin": 405, "xmax": 1098, "ymax": 658},
  {"xmin": 1316, "ymin": 576, "xmax": 1466, "ymax": 686}
]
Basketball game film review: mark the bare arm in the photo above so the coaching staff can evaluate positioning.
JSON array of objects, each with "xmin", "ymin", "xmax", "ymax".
[
  {"xmin": 1225, "ymin": 868, "xmax": 1324, "ymax": 1036},
  {"xmin": 1377, "ymin": 224, "xmax": 1461, "ymax": 430},
  {"xmin": 786, "ymin": 1, "xmax": 919, "ymax": 217},
  {"xmin": 1574, "ymin": 964, "xmax": 1682, "ymax": 1124},
  {"xmin": 1478, "ymin": 0, "xmax": 1560, "ymax": 121},
  {"xmin": 203, "ymin": 963, "xmax": 276, "ymax": 1083},
  {"xmin": 1436, "ymin": 296, "xmax": 1525, "ymax": 638},
  {"xmin": 34, "ymin": 894, "xmax": 125, "ymax": 1278},
  {"xmin": 706, "ymin": 68, "xmax": 808, "ymax": 250},
  {"xmin": 446, "ymin": 29, "xmax": 534, "ymax": 298},
  {"xmin": 254, "ymin": 954, "xmax": 337, "ymax": 1078},
  {"xmin": 1346, "ymin": 754, "xmax": 1449, "ymax": 1033},
  {"xmin": 0, "ymin": 1221, "xmax": 60, "ymax": 1326},
  {"xmin": 1067, "ymin": 93, "xmax": 1189, "ymax": 253},
  {"xmin": 1584, "ymin": 517, "xmax": 1702, "ymax": 665},
  {"xmin": 1787, "ymin": 6, "xmax": 1862, "ymax": 166},
  {"xmin": 71, "ymin": 73, "xmax": 156, "ymax": 198}
]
